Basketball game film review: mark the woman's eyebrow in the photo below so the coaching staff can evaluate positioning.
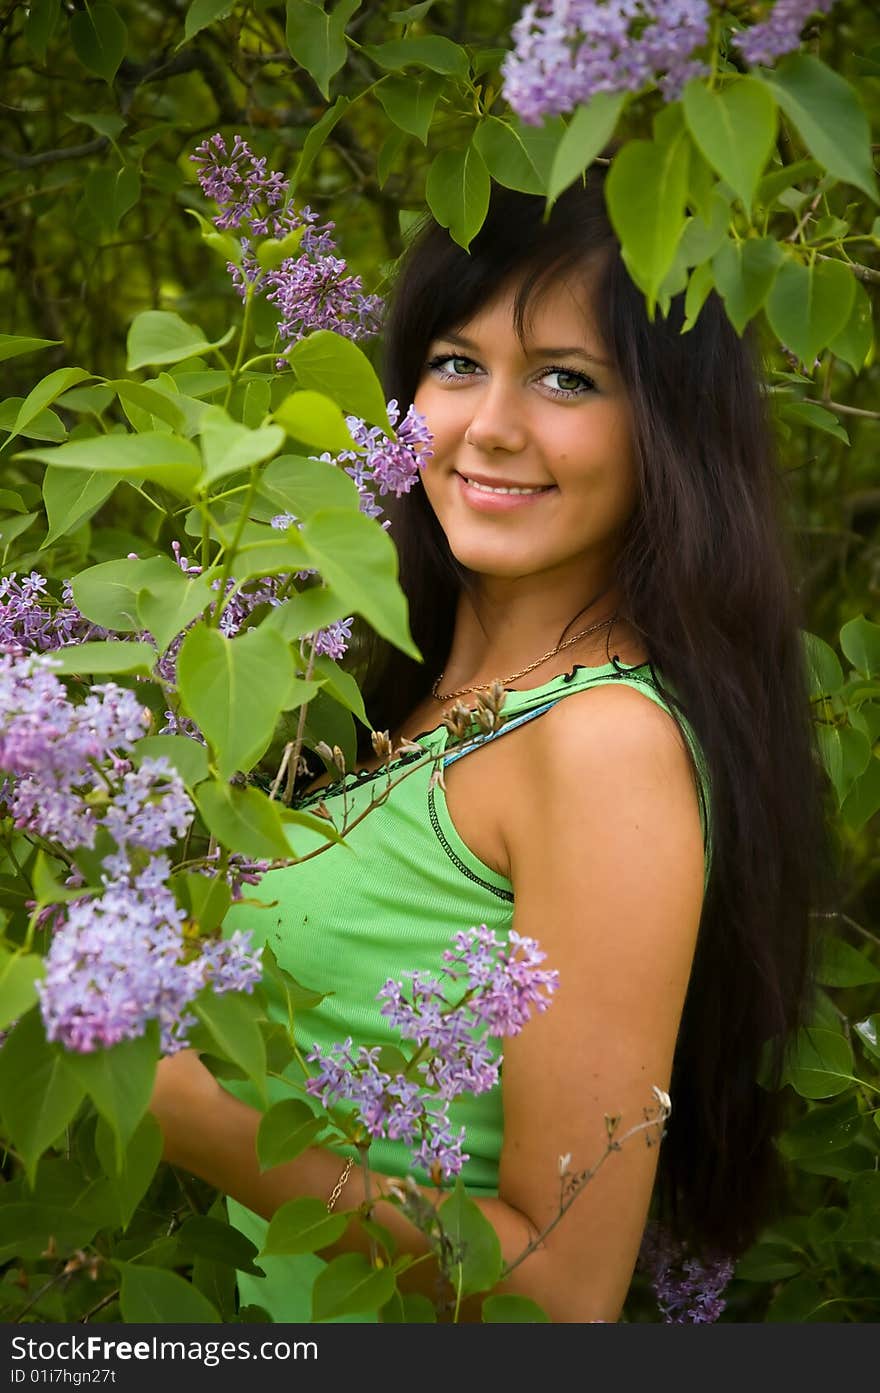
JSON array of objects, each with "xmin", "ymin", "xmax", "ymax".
[{"xmin": 433, "ymin": 331, "xmax": 611, "ymax": 367}]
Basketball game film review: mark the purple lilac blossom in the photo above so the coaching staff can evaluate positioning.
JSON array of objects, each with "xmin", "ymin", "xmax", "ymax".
[
  {"xmin": 37, "ymin": 854, "xmax": 262, "ymax": 1054},
  {"xmin": 735, "ymin": 0, "xmax": 835, "ymax": 66},
  {"xmin": 501, "ymin": 0, "xmax": 711, "ymax": 123},
  {"xmin": 0, "ymin": 652, "xmax": 152, "ymax": 849},
  {"xmin": 191, "ymin": 133, "xmax": 383, "ymax": 347},
  {"xmin": 306, "ymin": 924, "xmax": 559, "ymax": 1178},
  {"xmin": 637, "ymin": 1219, "xmax": 735, "ymax": 1323},
  {"xmin": 0, "ymin": 572, "xmax": 112, "ymax": 653}
]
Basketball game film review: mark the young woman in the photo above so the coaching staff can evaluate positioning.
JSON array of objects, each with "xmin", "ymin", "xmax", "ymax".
[{"xmin": 149, "ymin": 172, "xmax": 834, "ymax": 1323}]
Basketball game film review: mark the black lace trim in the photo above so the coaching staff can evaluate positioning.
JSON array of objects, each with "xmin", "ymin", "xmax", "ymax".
[{"xmin": 427, "ymin": 786, "xmax": 515, "ymax": 903}]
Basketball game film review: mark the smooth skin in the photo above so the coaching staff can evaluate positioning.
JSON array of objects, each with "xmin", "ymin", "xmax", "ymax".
[{"xmin": 150, "ymin": 272, "xmax": 706, "ymax": 1323}]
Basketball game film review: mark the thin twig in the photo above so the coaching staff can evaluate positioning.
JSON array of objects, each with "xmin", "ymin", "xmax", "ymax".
[{"xmin": 801, "ymin": 398, "xmax": 880, "ymax": 420}]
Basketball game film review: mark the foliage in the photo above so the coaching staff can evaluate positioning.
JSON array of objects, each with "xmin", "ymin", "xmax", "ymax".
[{"xmin": 0, "ymin": 0, "xmax": 878, "ymax": 1323}]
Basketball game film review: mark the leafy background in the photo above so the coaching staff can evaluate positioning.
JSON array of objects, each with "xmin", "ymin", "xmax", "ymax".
[{"xmin": 1, "ymin": 0, "xmax": 879, "ymax": 1322}]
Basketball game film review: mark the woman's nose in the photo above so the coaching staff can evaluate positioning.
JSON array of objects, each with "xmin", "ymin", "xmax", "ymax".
[{"xmin": 464, "ymin": 380, "xmax": 528, "ymax": 454}]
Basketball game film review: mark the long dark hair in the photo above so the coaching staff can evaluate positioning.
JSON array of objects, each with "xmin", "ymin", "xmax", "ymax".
[{"xmin": 351, "ymin": 174, "xmax": 836, "ymax": 1260}]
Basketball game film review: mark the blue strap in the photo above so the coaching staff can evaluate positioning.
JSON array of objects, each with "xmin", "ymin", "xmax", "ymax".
[{"xmin": 442, "ymin": 699, "xmax": 558, "ymax": 768}]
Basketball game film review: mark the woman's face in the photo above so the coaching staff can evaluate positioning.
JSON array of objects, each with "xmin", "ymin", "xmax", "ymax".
[{"xmin": 413, "ymin": 272, "xmax": 639, "ymax": 587}]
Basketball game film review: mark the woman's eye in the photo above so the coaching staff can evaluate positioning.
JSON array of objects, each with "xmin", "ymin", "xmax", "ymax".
[
  {"xmin": 427, "ymin": 355, "xmax": 478, "ymax": 378},
  {"xmin": 543, "ymin": 369, "xmax": 594, "ymax": 397}
]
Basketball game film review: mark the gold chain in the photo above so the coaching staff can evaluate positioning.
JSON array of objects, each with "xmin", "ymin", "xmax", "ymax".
[
  {"xmin": 431, "ymin": 613, "xmax": 617, "ymax": 702},
  {"xmin": 326, "ymin": 1155, "xmax": 354, "ymax": 1212}
]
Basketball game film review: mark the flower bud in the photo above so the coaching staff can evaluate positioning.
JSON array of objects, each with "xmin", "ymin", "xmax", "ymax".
[{"xmin": 370, "ymin": 729, "xmax": 393, "ymax": 762}]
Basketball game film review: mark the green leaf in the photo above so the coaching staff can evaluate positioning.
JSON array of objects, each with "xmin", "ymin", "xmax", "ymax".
[
  {"xmin": 10, "ymin": 367, "xmax": 92, "ymax": 439},
  {"xmin": 263, "ymin": 585, "xmax": 353, "ymax": 643},
  {"xmin": 426, "ymin": 142, "xmax": 490, "ymax": 252},
  {"xmin": 817, "ymin": 937, "xmax": 880, "ymax": 987},
  {"xmin": 786, "ymin": 1027, "xmax": 856, "ymax": 1099},
  {"xmin": 32, "ymin": 850, "xmax": 93, "ymax": 908},
  {"xmin": 195, "ymin": 781, "xmax": 297, "ymax": 861},
  {"xmin": 68, "ymin": 111, "xmax": 127, "ymax": 143},
  {"xmin": 176, "ymin": 623, "xmax": 295, "ymax": 781},
  {"xmin": 439, "ymin": 1176, "xmax": 503, "ymax": 1296},
  {"xmin": 255, "ymin": 226, "xmax": 306, "ymax": 273},
  {"xmin": 72, "ymin": 554, "xmax": 192, "ymax": 632},
  {"xmin": 257, "ymin": 1099, "xmax": 326, "ymax": 1171},
  {"xmin": 261, "ymin": 945, "xmax": 328, "ymax": 1035},
  {"xmin": 765, "ymin": 1274, "xmax": 826, "ymax": 1323},
  {"xmin": 20, "ymin": 432, "xmax": 203, "ymax": 498},
  {"xmin": 803, "ymin": 630, "xmax": 844, "ymax": 697},
  {"xmin": 757, "ymin": 158, "xmax": 823, "ymax": 208},
  {"xmin": 377, "ymin": 127, "xmax": 407, "ymax": 189},
  {"xmin": 193, "ymin": 989, "xmax": 266, "ymax": 1102},
  {"xmin": 682, "ymin": 261, "xmax": 715, "ymax": 332},
  {"xmin": 606, "ymin": 131, "xmax": 690, "ymax": 311},
  {"xmin": 311, "ymin": 1252, "xmax": 395, "ymax": 1320},
  {"xmin": 41, "ymin": 467, "xmax": 116, "ymax": 548},
  {"xmin": 285, "ymin": 0, "xmax": 361, "ymax": 100},
  {"xmin": 175, "ymin": 1214, "xmax": 264, "ymax": 1274},
  {"xmin": 710, "ymin": 237, "xmax": 783, "ymax": 335},
  {"xmin": 547, "ymin": 93, "xmax": 624, "ymax": 206},
  {"xmin": 0, "ymin": 335, "xmax": 61, "ymax": 364},
  {"xmin": 381, "ymin": 1290, "xmax": 436, "ymax": 1321},
  {"xmin": 310, "ymin": 652, "xmax": 369, "ymax": 726},
  {"xmin": 759, "ymin": 55, "xmax": 878, "ymax": 202},
  {"xmin": 199, "ymin": 420, "xmax": 285, "ymax": 486},
  {"xmin": 118, "ymin": 1264, "xmax": 221, "ymax": 1323},
  {"xmin": 0, "ymin": 398, "xmax": 66, "ymax": 443},
  {"xmin": 0, "ymin": 1011, "xmax": 86, "ymax": 1185},
  {"xmin": 766, "ymin": 258, "xmax": 856, "ymax": 366},
  {"xmin": 84, "ymin": 165, "xmax": 140, "ymax": 235},
  {"xmin": 363, "ymin": 36, "xmax": 468, "ymax": 77},
  {"xmin": 482, "ymin": 1293, "xmax": 550, "ymax": 1322},
  {"xmin": 681, "ymin": 77, "xmax": 776, "ymax": 215},
  {"xmin": 127, "ymin": 310, "xmax": 235, "ymax": 371},
  {"xmin": 735, "ymin": 1245, "xmax": 805, "ymax": 1282},
  {"xmin": 70, "ymin": 3, "xmax": 127, "ymax": 83},
  {"xmin": 274, "ymin": 390, "xmax": 358, "ymax": 452},
  {"xmin": 183, "ymin": 0, "xmax": 237, "ymax": 43},
  {"xmin": 778, "ymin": 400, "xmax": 849, "ymax": 445},
  {"xmin": 0, "ymin": 949, "xmax": 44, "ymax": 1033},
  {"xmin": 840, "ymin": 756, "xmax": 880, "ymax": 834},
  {"xmin": 44, "ymin": 641, "xmax": 156, "ymax": 676},
  {"xmin": 24, "ymin": 0, "xmax": 60, "ymax": 61},
  {"xmin": 95, "ymin": 1113, "xmax": 163, "ymax": 1229},
  {"xmin": 853, "ymin": 1014, "xmax": 880, "ymax": 1062},
  {"xmin": 389, "ymin": 1, "xmax": 436, "ymax": 19},
  {"xmin": 137, "ymin": 572, "xmax": 214, "ymax": 655},
  {"xmin": 287, "ymin": 331, "xmax": 390, "ymax": 431},
  {"xmin": 183, "ymin": 870, "xmax": 232, "ymax": 935},
  {"xmin": 260, "ymin": 452, "xmax": 362, "ymax": 517},
  {"xmin": 300, "ymin": 508, "xmax": 419, "ymax": 659},
  {"xmin": 293, "ymin": 96, "xmax": 350, "ymax": 192},
  {"xmin": 828, "ymin": 280, "xmax": 873, "ymax": 374},
  {"xmin": 778, "ymin": 1096, "xmax": 862, "ymax": 1161},
  {"xmin": 63, "ymin": 1025, "xmax": 160, "ymax": 1166},
  {"xmin": 376, "ymin": 71, "xmax": 443, "ymax": 144},
  {"xmin": 263, "ymin": 1196, "xmax": 349, "ymax": 1258},
  {"xmin": 133, "ymin": 734, "xmax": 210, "ymax": 790},
  {"xmin": 472, "ymin": 116, "xmax": 543, "ymax": 196},
  {"xmin": 110, "ymin": 379, "xmax": 187, "ymax": 432},
  {"xmin": 840, "ymin": 615, "xmax": 880, "ymax": 679}
]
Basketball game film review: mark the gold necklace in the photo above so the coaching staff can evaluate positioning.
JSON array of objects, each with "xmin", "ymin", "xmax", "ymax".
[{"xmin": 431, "ymin": 614, "xmax": 618, "ymax": 702}]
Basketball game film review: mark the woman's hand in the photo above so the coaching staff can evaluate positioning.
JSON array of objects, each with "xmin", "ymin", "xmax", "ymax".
[{"xmin": 149, "ymin": 1049, "xmax": 225, "ymax": 1167}]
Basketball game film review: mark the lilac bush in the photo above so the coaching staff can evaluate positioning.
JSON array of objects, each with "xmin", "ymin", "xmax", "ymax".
[
  {"xmin": 501, "ymin": 0, "xmax": 838, "ymax": 123},
  {"xmin": 637, "ymin": 1219, "xmax": 736, "ymax": 1323},
  {"xmin": 191, "ymin": 133, "xmax": 382, "ymax": 348},
  {"xmin": 306, "ymin": 925, "xmax": 559, "ymax": 1177}
]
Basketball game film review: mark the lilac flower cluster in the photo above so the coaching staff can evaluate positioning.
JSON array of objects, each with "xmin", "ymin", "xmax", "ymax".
[
  {"xmin": 37, "ymin": 854, "xmax": 261, "ymax": 1054},
  {"xmin": 735, "ymin": 0, "xmax": 835, "ymax": 67},
  {"xmin": 191, "ymin": 133, "xmax": 383, "ymax": 349},
  {"xmin": 306, "ymin": 925, "xmax": 559, "ymax": 1178},
  {"xmin": 637, "ymin": 1219, "xmax": 735, "ymax": 1323},
  {"xmin": 501, "ymin": 0, "xmax": 712, "ymax": 123},
  {"xmin": 0, "ymin": 572, "xmax": 111, "ymax": 654},
  {"xmin": 0, "ymin": 651, "xmax": 263, "ymax": 1053}
]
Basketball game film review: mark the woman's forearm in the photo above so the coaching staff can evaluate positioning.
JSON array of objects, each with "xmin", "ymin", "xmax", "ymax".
[{"xmin": 151, "ymin": 1054, "xmax": 554, "ymax": 1317}]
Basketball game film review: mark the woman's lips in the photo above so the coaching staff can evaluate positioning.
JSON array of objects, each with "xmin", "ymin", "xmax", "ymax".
[{"xmin": 456, "ymin": 472, "xmax": 558, "ymax": 513}]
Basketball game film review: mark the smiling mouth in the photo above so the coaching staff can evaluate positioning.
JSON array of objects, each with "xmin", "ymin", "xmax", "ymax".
[{"xmin": 457, "ymin": 473, "xmax": 555, "ymax": 496}]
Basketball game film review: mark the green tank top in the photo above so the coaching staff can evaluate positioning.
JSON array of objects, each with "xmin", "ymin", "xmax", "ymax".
[{"xmin": 221, "ymin": 659, "xmax": 713, "ymax": 1320}]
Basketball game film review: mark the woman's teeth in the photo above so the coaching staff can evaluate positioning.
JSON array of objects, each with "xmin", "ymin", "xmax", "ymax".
[{"xmin": 463, "ymin": 477, "xmax": 552, "ymax": 496}]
